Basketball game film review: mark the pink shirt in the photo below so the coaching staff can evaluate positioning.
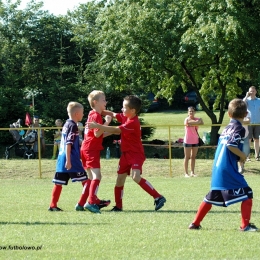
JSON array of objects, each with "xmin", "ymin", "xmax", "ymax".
[{"xmin": 183, "ymin": 117, "xmax": 199, "ymax": 144}]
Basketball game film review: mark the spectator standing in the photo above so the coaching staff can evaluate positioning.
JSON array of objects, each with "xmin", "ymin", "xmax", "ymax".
[
  {"xmin": 243, "ymin": 86, "xmax": 260, "ymax": 160},
  {"xmin": 183, "ymin": 106, "xmax": 204, "ymax": 177},
  {"xmin": 239, "ymin": 110, "xmax": 251, "ymax": 173}
]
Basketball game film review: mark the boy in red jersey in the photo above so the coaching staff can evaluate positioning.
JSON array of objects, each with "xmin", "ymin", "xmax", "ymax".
[
  {"xmin": 75, "ymin": 90, "xmax": 111, "ymax": 213},
  {"xmin": 88, "ymin": 95, "xmax": 166, "ymax": 211}
]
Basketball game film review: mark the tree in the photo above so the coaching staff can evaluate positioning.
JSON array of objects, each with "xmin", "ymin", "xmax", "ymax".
[{"xmin": 93, "ymin": 0, "xmax": 260, "ymax": 144}]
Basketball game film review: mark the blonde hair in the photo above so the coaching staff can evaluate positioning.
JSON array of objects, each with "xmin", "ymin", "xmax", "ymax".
[
  {"xmin": 67, "ymin": 102, "xmax": 83, "ymax": 115},
  {"xmin": 88, "ymin": 90, "xmax": 105, "ymax": 108}
]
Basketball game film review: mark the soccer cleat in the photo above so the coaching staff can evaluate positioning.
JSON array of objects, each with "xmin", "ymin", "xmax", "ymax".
[
  {"xmin": 48, "ymin": 207, "xmax": 63, "ymax": 211},
  {"xmin": 240, "ymin": 223, "xmax": 259, "ymax": 232},
  {"xmin": 111, "ymin": 206, "xmax": 123, "ymax": 212},
  {"xmin": 51, "ymin": 156, "xmax": 56, "ymax": 160},
  {"xmin": 188, "ymin": 223, "xmax": 202, "ymax": 230},
  {"xmin": 75, "ymin": 203, "xmax": 84, "ymax": 211},
  {"xmin": 154, "ymin": 196, "xmax": 166, "ymax": 211},
  {"xmin": 184, "ymin": 173, "xmax": 190, "ymax": 178},
  {"xmin": 98, "ymin": 200, "xmax": 111, "ymax": 209},
  {"xmin": 84, "ymin": 202, "xmax": 101, "ymax": 214}
]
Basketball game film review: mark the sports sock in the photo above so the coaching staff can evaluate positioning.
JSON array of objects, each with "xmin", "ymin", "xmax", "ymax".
[
  {"xmin": 50, "ymin": 184, "xmax": 62, "ymax": 208},
  {"xmin": 78, "ymin": 179, "xmax": 91, "ymax": 206},
  {"xmin": 192, "ymin": 201, "xmax": 212, "ymax": 226},
  {"xmin": 114, "ymin": 186, "xmax": 124, "ymax": 209},
  {"xmin": 88, "ymin": 179, "xmax": 100, "ymax": 204},
  {"xmin": 241, "ymin": 199, "xmax": 252, "ymax": 229},
  {"xmin": 138, "ymin": 178, "xmax": 161, "ymax": 198},
  {"xmin": 53, "ymin": 144, "xmax": 58, "ymax": 157}
]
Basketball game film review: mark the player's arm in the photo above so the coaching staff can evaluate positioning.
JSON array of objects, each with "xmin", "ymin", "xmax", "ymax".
[
  {"xmin": 89, "ymin": 121, "xmax": 121, "ymax": 135},
  {"xmin": 94, "ymin": 115, "xmax": 112, "ymax": 138},
  {"xmin": 65, "ymin": 144, "xmax": 72, "ymax": 170},
  {"xmin": 101, "ymin": 110, "xmax": 117, "ymax": 118},
  {"xmin": 227, "ymin": 146, "xmax": 247, "ymax": 163}
]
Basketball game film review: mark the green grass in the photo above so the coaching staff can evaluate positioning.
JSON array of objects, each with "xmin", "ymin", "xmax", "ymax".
[
  {"xmin": 1, "ymin": 158, "xmax": 260, "ymax": 259},
  {"xmin": 140, "ymin": 110, "xmax": 230, "ymax": 142}
]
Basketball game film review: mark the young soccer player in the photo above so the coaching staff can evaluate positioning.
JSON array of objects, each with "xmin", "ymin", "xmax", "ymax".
[
  {"xmin": 88, "ymin": 95, "xmax": 166, "ymax": 211},
  {"xmin": 48, "ymin": 102, "xmax": 88, "ymax": 211},
  {"xmin": 75, "ymin": 90, "xmax": 111, "ymax": 214},
  {"xmin": 188, "ymin": 99, "xmax": 259, "ymax": 231}
]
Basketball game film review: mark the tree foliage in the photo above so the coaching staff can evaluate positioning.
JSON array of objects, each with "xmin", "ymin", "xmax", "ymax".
[
  {"xmin": 1, "ymin": 0, "xmax": 260, "ymax": 144},
  {"xmin": 93, "ymin": 0, "xmax": 260, "ymax": 143}
]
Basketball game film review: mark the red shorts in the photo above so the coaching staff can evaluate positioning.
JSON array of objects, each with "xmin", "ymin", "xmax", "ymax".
[
  {"xmin": 81, "ymin": 150, "xmax": 101, "ymax": 169},
  {"xmin": 117, "ymin": 151, "xmax": 145, "ymax": 175}
]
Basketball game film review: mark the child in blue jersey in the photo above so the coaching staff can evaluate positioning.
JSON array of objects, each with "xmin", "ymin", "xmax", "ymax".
[
  {"xmin": 189, "ymin": 99, "xmax": 259, "ymax": 232},
  {"xmin": 48, "ymin": 102, "xmax": 88, "ymax": 211}
]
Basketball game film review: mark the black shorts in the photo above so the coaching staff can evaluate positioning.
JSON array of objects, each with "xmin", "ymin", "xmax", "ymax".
[
  {"xmin": 203, "ymin": 187, "xmax": 253, "ymax": 207},
  {"xmin": 52, "ymin": 172, "xmax": 88, "ymax": 185},
  {"xmin": 183, "ymin": 143, "xmax": 198, "ymax": 147}
]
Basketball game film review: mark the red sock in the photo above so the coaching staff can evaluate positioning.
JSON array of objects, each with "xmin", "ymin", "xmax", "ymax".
[
  {"xmin": 138, "ymin": 178, "xmax": 161, "ymax": 199},
  {"xmin": 78, "ymin": 179, "xmax": 91, "ymax": 206},
  {"xmin": 241, "ymin": 199, "xmax": 252, "ymax": 229},
  {"xmin": 192, "ymin": 201, "xmax": 212, "ymax": 226},
  {"xmin": 88, "ymin": 179, "xmax": 100, "ymax": 204},
  {"xmin": 50, "ymin": 185, "xmax": 62, "ymax": 208},
  {"xmin": 114, "ymin": 186, "xmax": 124, "ymax": 209}
]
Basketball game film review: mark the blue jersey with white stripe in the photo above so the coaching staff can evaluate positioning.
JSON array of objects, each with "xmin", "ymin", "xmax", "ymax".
[
  {"xmin": 211, "ymin": 119, "xmax": 248, "ymax": 190},
  {"xmin": 56, "ymin": 119, "xmax": 85, "ymax": 173}
]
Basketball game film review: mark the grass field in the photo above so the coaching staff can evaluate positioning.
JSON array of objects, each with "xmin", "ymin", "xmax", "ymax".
[
  {"xmin": 1, "ymin": 158, "xmax": 260, "ymax": 260},
  {"xmin": 140, "ymin": 110, "xmax": 230, "ymax": 142}
]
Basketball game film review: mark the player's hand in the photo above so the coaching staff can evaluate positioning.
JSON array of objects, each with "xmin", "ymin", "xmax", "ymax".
[
  {"xmin": 88, "ymin": 121, "xmax": 97, "ymax": 129},
  {"xmin": 65, "ymin": 161, "xmax": 72, "ymax": 170},
  {"xmin": 105, "ymin": 115, "xmax": 112, "ymax": 123}
]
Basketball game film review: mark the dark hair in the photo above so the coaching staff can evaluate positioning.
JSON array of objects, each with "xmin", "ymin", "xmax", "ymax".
[
  {"xmin": 228, "ymin": 99, "xmax": 247, "ymax": 118},
  {"xmin": 34, "ymin": 115, "xmax": 39, "ymax": 119},
  {"xmin": 124, "ymin": 95, "xmax": 142, "ymax": 114}
]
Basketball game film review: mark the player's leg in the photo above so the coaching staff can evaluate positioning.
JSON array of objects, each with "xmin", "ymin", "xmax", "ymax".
[
  {"xmin": 132, "ymin": 169, "xmax": 166, "ymax": 211},
  {"xmin": 183, "ymin": 145, "xmax": 192, "ymax": 177},
  {"xmin": 49, "ymin": 172, "xmax": 70, "ymax": 211},
  {"xmin": 76, "ymin": 168, "xmax": 92, "ymax": 210},
  {"xmin": 111, "ymin": 173, "xmax": 127, "ymax": 211},
  {"xmin": 190, "ymin": 146, "xmax": 199, "ymax": 176},
  {"xmin": 87, "ymin": 168, "xmax": 102, "ymax": 205},
  {"xmin": 189, "ymin": 190, "xmax": 222, "ymax": 229},
  {"xmin": 239, "ymin": 187, "xmax": 258, "ymax": 231}
]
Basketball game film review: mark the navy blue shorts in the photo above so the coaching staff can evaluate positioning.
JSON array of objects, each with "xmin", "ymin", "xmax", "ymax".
[
  {"xmin": 203, "ymin": 187, "xmax": 253, "ymax": 207},
  {"xmin": 52, "ymin": 171, "xmax": 88, "ymax": 185}
]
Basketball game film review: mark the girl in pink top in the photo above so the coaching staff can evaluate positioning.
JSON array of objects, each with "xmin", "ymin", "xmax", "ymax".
[{"xmin": 183, "ymin": 106, "xmax": 204, "ymax": 177}]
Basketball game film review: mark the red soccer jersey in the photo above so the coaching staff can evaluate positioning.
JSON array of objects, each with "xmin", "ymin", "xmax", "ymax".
[
  {"xmin": 116, "ymin": 113, "xmax": 145, "ymax": 155},
  {"xmin": 81, "ymin": 110, "xmax": 104, "ymax": 151}
]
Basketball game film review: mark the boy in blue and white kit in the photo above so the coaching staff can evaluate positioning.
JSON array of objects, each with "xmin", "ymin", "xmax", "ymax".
[
  {"xmin": 48, "ymin": 102, "xmax": 88, "ymax": 211},
  {"xmin": 189, "ymin": 99, "xmax": 259, "ymax": 232}
]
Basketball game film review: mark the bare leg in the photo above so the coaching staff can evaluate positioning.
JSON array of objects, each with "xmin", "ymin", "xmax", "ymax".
[
  {"xmin": 254, "ymin": 138, "xmax": 259, "ymax": 159},
  {"xmin": 190, "ymin": 147, "xmax": 198, "ymax": 176},
  {"xmin": 184, "ymin": 147, "xmax": 192, "ymax": 177}
]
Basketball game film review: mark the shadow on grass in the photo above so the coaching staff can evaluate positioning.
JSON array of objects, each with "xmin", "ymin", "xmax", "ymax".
[
  {"xmin": 0, "ymin": 221, "xmax": 108, "ymax": 225},
  {"xmin": 121, "ymin": 209, "xmax": 260, "ymax": 214}
]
